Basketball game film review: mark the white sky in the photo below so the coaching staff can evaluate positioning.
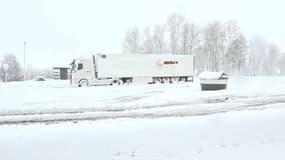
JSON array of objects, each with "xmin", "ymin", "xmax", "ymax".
[{"xmin": 0, "ymin": 0, "xmax": 284, "ymax": 69}]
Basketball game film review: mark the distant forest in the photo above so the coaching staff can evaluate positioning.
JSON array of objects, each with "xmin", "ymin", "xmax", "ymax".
[{"xmin": 122, "ymin": 13, "xmax": 285, "ymax": 76}]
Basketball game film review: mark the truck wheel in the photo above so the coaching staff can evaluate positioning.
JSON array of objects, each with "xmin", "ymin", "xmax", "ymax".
[
  {"xmin": 112, "ymin": 80, "xmax": 122, "ymax": 85},
  {"xmin": 125, "ymin": 79, "xmax": 132, "ymax": 85},
  {"xmin": 79, "ymin": 79, "xmax": 89, "ymax": 87}
]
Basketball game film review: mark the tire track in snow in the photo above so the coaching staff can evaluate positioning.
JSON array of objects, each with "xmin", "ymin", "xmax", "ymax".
[
  {"xmin": 0, "ymin": 94, "xmax": 283, "ymax": 117},
  {"xmin": 1, "ymin": 95, "xmax": 285, "ymax": 125}
]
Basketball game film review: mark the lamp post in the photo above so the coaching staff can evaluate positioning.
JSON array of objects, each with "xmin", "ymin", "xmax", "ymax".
[
  {"xmin": 23, "ymin": 42, "xmax": 26, "ymax": 81},
  {"xmin": 3, "ymin": 63, "xmax": 9, "ymax": 82}
]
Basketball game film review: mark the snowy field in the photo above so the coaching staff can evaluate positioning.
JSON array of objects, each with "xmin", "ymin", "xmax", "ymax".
[
  {"xmin": 1, "ymin": 76, "xmax": 285, "ymax": 159},
  {"xmin": 1, "ymin": 107, "xmax": 285, "ymax": 160},
  {"xmin": 0, "ymin": 76, "xmax": 285, "ymax": 123}
]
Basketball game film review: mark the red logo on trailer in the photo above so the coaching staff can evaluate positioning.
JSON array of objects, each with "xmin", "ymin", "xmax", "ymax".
[
  {"xmin": 163, "ymin": 61, "xmax": 178, "ymax": 64},
  {"xmin": 157, "ymin": 60, "xmax": 179, "ymax": 66}
]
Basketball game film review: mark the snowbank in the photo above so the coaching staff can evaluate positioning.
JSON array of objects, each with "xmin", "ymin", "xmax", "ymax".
[{"xmin": 199, "ymin": 71, "xmax": 228, "ymax": 80}]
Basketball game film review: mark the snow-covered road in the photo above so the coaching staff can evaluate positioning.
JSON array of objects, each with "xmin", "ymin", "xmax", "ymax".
[
  {"xmin": 0, "ymin": 94, "xmax": 285, "ymax": 125},
  {"xmin": 1, "ymin": 106, "xmax": 285, "ymax": 160},
  {"xmin": 0, "ymin": 76, "xmax": 285, "ymax": 124},
  {"xmin": 1, "ymin": 77, "xmax": 285, "ymax": 160}
]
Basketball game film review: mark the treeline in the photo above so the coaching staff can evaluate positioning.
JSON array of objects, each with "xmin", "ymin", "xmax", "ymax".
[
  {"xmin": 0, "ymin": 54, "xmax": 51, "ymax": 82},
  {"xmin": 122, "ymin": 13, "xmax": 285, "ymax": 76},
  {"xmin": 0, "ymin": 54, "xmax": 22, "ymax": 81}
]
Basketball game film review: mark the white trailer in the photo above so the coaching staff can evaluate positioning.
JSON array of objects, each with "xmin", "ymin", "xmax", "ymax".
[{"xmin": 70, "ymin": 54, "xmax": 194, "ymax": 87}]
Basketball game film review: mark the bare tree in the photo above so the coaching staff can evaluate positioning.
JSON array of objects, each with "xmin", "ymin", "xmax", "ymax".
[
  {"xmin": 180, "ymin": 21, "xmax": 200, "ymax": 55},
  {"xmin": 152, "ymin": 24, "xmax": 167, "ymax": 54},
  {"xmin": 267, "ymin": 44, "xmax": 280, "ymax": 75},
  {"xmin": 224, "ymin": 21, "xmax": 241, "ymax": 49},
  {"xmin": 167, "ymin": 13, "xmax": 185, "ymax": 54},
  {"xmin": 224, "ymin": 21, "xmax": 242, "ymax": 71},
  {"xmin": 203, "ymin": 21, "xmax": 225, "ymax": 71},
  {"xmin": 279, "ymin": 53, "xmax": 285, "ymax": 75},
  {"xmin": 247, "ymin": 43, "xmax": 258, "ymax": 76},
  {"xmin": 226, "ymin": 34, "xmax": 248, "ymax": 74},
  {"xmin": 248, "ymin": 36, "xmax": 268, "ymax": 75},
  {"xmin": 122, "ymin": 26, "xmax": 141, "ymax": 53},
  {"xmin": 141, "ymin": 26, "xmax": 154, "ymax": 54},
  {"xmin": 0, "ymin": 54, "xmax": 22, "ymax": 82},
  {"xmin": 194, "ymin": 45, "xmax": 208, "ymax": 73}
]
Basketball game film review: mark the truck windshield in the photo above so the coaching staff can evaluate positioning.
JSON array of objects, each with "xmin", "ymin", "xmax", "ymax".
[{"xmin": 78, "ymin": 63, "xmax": 83, "ymax": 70}]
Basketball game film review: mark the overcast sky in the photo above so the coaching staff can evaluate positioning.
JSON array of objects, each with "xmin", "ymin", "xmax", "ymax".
[{"xmin": 0, "ymin": 0, "xmax": 284, "ymax": 69}]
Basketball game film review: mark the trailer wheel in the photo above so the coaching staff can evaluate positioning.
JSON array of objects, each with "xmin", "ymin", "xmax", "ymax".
[
  {"xmin": 160, "ymin": 78, "xmax": 165, "ymax": 84},
  {"xmin": 122, "ymin": 78, "xmax": 132, "ymax": 85},
  {"xmin": 79, "ymin": 79, "xmax": 89, "ymax": 87},
  {"xmin": 152, "ymin": 78, "xmax": 158, "ymax": 84},
  {"xmin": 172, "ymin": 77, "xmax": 179, "ymax": 83},
  {"xmin": 169, "ymin": 77, "xmax": 173, "ymax": 83}
]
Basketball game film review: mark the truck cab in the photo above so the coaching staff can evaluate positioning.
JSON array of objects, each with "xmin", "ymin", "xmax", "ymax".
[
  {"xmin": 70, "ymin": 56, "xmax": 114, "ymax": 87},
  {"xmin": 70, "ymin": 58, "xmax": 95, "ymax": 87}
]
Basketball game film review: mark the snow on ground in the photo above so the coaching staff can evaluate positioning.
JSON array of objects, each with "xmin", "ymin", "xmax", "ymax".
[
  {"xmin": 0, "ymin": 106, "xmax": 285, "ymax": 160},
  {"xmin": 1, "ymin": 77, "xmax": 285, "ymax": 159},
  {"xmin": 0, "ymin": 77, "xmax": 285, "ymax": 113},
  {"xmin": 0, "ymin": 76, "xmax": 285, "ymax": 123}
]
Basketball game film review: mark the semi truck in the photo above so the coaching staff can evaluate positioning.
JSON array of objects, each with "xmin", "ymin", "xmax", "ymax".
[{"xmin": 70, "ymin": 53, "xmax": 194, "ymax": 87}]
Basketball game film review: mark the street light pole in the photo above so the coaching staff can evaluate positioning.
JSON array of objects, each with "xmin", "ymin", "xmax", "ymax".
[
  {"xmin": 3, "ymin": 64, "xmax": 9, "ymax": 82},
  {"xmin": 23, "ymin": 42, "xmax": 26, "ymax": 81},
  {"xmin": 5, "ymin": 71, "xmax": 8, "ymax": 82}
]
